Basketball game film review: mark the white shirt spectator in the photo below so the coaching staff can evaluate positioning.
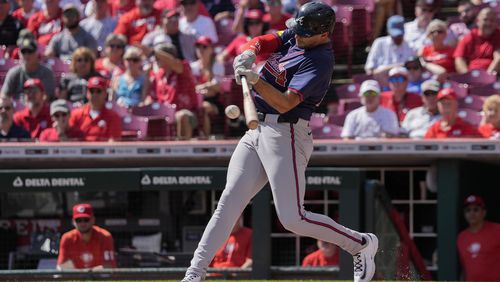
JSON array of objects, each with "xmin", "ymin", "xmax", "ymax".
[
  {"xmin": 404, "ymin": 19, "xmax": 428, "ymax": 52},
  {"xmin": 341, "ymin": 106, "xmax": 399, "ymax": 139},
  {"xmin": 179, "ymin": 15, "xmax": 218, "ymax": 44},
  {"xmin": 401, "ymin": 106, "xmax": 441, "ymax": 138},
  {"xmin": 365, "ymin": 36, "xmax": 415, "ymax": 73}
]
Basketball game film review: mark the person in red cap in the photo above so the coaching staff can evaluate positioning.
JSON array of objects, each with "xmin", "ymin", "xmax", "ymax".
[
  {"xmin": 39, "ymin": 99, "xmax": 84, "ymax": 142},
  {"xmin": 57, "ymin": 203, "xmax": 117, "ymax": 270},
  {"xmin": 424, "ymin": 88, "xmax": 480, "ymax": 138},
  {"xmin": 13, "ymin": 78, "xmax": 52, "ymax": 139},
  {"xmin": 457, "ymin": 195, "xmax": 500, "ymax": 281},
  {"xmin": 190, "ymin": 36, "xmax": 225, "ymax": 136},
  {"xmin": 217, "ymin": 9, "xmax": 268, "ymax": 66},
  {"xmin": 69, "ymin": 77, "xmax": 122, "ymax": 141}
]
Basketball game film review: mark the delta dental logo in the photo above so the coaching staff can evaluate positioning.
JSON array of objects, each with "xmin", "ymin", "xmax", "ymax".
[
  {"xmin": 306, "ymin": 176, "xmax": 342, "ymax": 186},
  {"xmin": 141, "ymin": 174, "xmax": 212, "ymax": 186},
  {"xmin": 12, "ymin": 176, "xmax": 85, "ymax": 188}
]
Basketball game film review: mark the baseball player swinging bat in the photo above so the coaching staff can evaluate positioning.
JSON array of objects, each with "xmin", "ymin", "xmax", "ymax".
[{"xmin": 240, "ymin": 76, "xmax": 259, "ymax": 129}]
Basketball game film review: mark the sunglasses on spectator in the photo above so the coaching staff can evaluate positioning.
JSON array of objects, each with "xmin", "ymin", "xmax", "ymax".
[
  {"xmin": 465, "ymin": 206, "xmax": 482, "ymax": 213},
  {"xmin": 362, "ymin": 91, "xmax": 378, "ymax": 97},
  {"xmin": 423, "ymin": 90, "xmax": 438, "ymax": 96},
  {"xmin": 430, "ymin": 30, "xmax": 445, "ymax": 35},
  {"xmin": 0, "ymin": 105, "xmax": 12, "ymax": 111},
  {"xmin": 406, "ymin": 65, "xmax": 421, "ymax": 70},
  {"xmin": 75, "ymin": 218, "xmax": 90, "ymax": 223},
  {"xmin": 89, "ymin": 88, "xmax": 104, "ymax": 94},
  {"xmin": 195, "ymin": 44, "xmax": 209, "ymax": 49},
  {"xmin": 247, "ymin": 20, "xmax": 263, "ymax": 25},
  {"xmin": 388, "ymin": 76, "xmax": 407, "ymax": 83},
  {"xmin": 126, "ymin": 57, "xmax": 141, "ymax": 63},
  {"xmin": 421, "ymin": 7, "xmax": 434, "ymax": 13},
  {"xmin": 21, "ymin": 49, "xmax": 36, "ymax": 54},
  {"xmin": 108, "ymin": 44, "xmax": 125, "ymax": 49},
  {"xmin": 53, "ymin": 112, "xmax": 68, "ymax": 118},
  {"xmin": 76, "ymin": 57, "xmax": 91, "ymax": 63}
]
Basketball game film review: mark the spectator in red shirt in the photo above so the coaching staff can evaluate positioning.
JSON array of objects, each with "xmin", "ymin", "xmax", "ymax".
[
  {"xmin": 57, "ymin": 203, "xmax": 117, "ymax": 270},
  {"xmin": 424, "ymin": 88, "xmax": 480, "ymax": 138},
  {"xmin": 109, "ymin": 0, "xmax": 135, "ymax": 17},
  {"xmin": 69, "ymin": 76, "xmax": 122, "ymax": 141},
  {"xmin": 454, "ymin": 7, "xmax": 500, "ymax": 74},
  {"xmin": 457, "ymin": 195, "xmax": 500, "ymax": 281},
  {"xmin": 419, "ymin": 19, "xmax": 456, "ymax": 78},
  {"xmin": 114, "ymin": 0, "xmax": 161, "ymax": 44},
  {"xmin": 302, "ymin": 240, "xmax": 340, "ymax": 267},
  {"xmin": 210, "ymin": 216, "xmax": 252, "ymax": 269},
  {"xmin": 151, "ymin": 43, "xmax": 199, "ymax": 140},
  {"xmin": 13, "ymin": 78, "xmax": 51, "ymax": 138},
  {"xmin": 263, "ymin": 0, "xmax": 291, "ymax": 33},
  {"xmin": 39, "ymin": 99, "xmax": 84, "ymax": 141},
  {"xmin": 380, "ymin": 67, "xmax": 423, "ymax": 122},
  {"xmin": 12, "ymin": 0, "xmax": 37, "ymax": 27},
  {"xmin": 479, "ymin": 94, "xmax": 500, "ymax": 139},
  {"xmin": 217, "ymin": 9, "xmax": 268, "ymax": 68},
  {"xmin": 27, "ymin": 0, "xmax": 63, "ymax": 46}
]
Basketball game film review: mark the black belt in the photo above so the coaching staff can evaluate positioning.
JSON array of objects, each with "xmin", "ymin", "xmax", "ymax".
[{"xmin": 257, "ymin": 112, "xmax": 299, "ymax": 124}]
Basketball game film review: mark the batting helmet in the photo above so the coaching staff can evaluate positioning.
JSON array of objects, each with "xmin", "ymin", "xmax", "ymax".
[{"xmin": 285, "ymin": 2, "xmax": 336, "ymax": 37}]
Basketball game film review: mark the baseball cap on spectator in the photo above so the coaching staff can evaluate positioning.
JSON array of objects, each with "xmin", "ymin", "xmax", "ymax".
[
  {"xmin": 23, "ymin": 78, "xmax": 44, "ymax": 91},
  {"xmin": 195, "ymin": 36, "xmax": 213, "ymax": 47},
  {"xmin": 87, "ymin": 76, "xmax": 108, "ymax": 90},
  {"xmin": 359, "ymin": 80, "xmax": 380, "ymax": 97},
  {"xmin": 162, "ymin": 9, "xmax": 179, "ymax": 18},
  {"xmin": 245, "ymin": 9, "xmax": 264, "ymax": 20},
  {"xmin": 50, "ymin": 99, "xmax": 69, "ymax": 116},
  {"xmin": 388, "ymin": 66, "xmax": 409, "ymax": 78},
  {"xmin": 437, "ymin": 88, "xmax": 457, "ymax": 101},
  {"xmin": 421, "ymin": 79, "xmax": 440, "ymax": 93},
  {"xmin": 18, "ymin": 38, "xmax": 37, "ymax": 53},
  {"xmin": 16, "ymin": 29, "xmax": 35, "ymax": 46},
  {"xmin": 62, "ymin": 4, "xmax": 80, "ymax": 17},
  {"xmin": 464, "ymin": 195, "xmax": 485, "ymax": 208},
  {"xmin": 73, "ymin": 203, "xmax": 94, "ymax": 219},
  {"xmin": 386, "ymin": 15, "xmax": 405, "ymax": 37},
  {"xmin": 405, "ymin": 56, "xmax": 422, "ymax": 70}
]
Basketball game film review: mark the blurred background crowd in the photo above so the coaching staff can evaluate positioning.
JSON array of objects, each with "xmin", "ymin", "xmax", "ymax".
[{"xmin": 0, "ymin": 0, "xmax": 499, "ymax": 142}]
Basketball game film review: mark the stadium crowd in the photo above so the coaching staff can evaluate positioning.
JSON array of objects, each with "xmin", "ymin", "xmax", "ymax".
[{"xmin": 0, "ymin": 0, "xmax": 499, "ymax": 141}]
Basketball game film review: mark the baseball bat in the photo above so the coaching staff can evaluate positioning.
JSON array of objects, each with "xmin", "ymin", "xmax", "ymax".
[{"xmin": 240, "ymin": 76, "xmax": 259, "ymax": 129}]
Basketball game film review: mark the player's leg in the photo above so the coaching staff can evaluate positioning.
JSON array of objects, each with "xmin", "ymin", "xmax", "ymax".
[
  {"xmin": 184, "ymin": 132, "xmax": 268, "ymax": 279},
  {"xmin": 259, "ymin": 122, "xmax": 366, "ymax": 254}
]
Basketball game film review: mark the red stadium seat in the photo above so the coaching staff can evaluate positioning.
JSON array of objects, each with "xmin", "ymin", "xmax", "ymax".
[
  {"xmin": 0, "ymin": 58, "xmax": 16, "ymax": 85},
  {"xmin": 121, "ymin": 115, "xmax": 148, "ymax": 140},
  {"xmin": 352, "ymin": 73, "xmax": 374, "ymax": 84},
  {"xmin": 339, "ymin": 98, "xmax": 362, "ymax": 114},
  {"xmin": 458, "ymin": 95, "xmax": 485, "ymax": 112},
  {"xmin": 331, "ymin": 5, "xmax": 353, "ymax": 74},
  {"xmin": 105, "ymin": 101, "xmax": 130, "ymax": 117},
  {"xmin": 448, "ymin": 69, "xmax": 497, "ymax": 87},
  {"xmin": 309, "ymin": 113, "xmax": 326, "ymax": 129},
  {"xmin": 457, "ymin": 108, "xmax": 482, "ymax": 126},
  {"xmin": 326, "ymin": 113, "xmax": 347, "ymax": 126},
  {"xmin": 44, "ymin": 57, "xmax": 70, "ymax": 85},
  {"xmin": 335, "ymin": 1, "xmax": 374, "ymax": 45},
  {"xmin": 468, "ymin": 82, "xmax": 500, "ymax": 97},
  {"xmin": 311, "ymin": 124, "xmax": 343, "ymax": 139},
  {"xmin": 442, "ymin": 80, "xmax": 468, "ymax": 98},
  {"xmin": 132, "ymin": 103, "xmax": 177, "ymax": 139},
  {"xmin": 336, "ymin": 83, "xmax": 360, "ymax": 99}
]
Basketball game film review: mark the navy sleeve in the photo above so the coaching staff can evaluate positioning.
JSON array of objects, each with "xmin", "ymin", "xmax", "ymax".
[{"xmin": 287, "ymin": 57, "xmax": 330, "ymax": 102}]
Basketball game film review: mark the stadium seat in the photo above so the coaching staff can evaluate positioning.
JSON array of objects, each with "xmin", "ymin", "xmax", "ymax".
[
  {"xmin": 132, "ymin": 103, "xmax": 177, "ymax": 139},
  {"xmin": 458, "ymin": 108, "xmax": 482, "ymax": 126},
  {"xmin": 336, "ymin": 83, "xmax": 360, "ymax": 99},
  {"xmin": 309, "ymin": 113, "xmax": 326, "ymax": 129},
  {"xmin": 214, "ymin": 15, "xmax": 237, "ymax": 47},
  {"xmin": 330, "ymin": 5, "xmax": 352, "ymax": 74},
  {"xmin": 121, "ymin": 115, "xmax": 148, "ymax": 140},
  {"xmin": 44, "ymin": 57, "xmax": 70, "ymax": 85},
  {"xmin": 335, "ymin": 1, "xmax": 374, "ymax": 45},
  {"xmin": 105, "ymin": 101, "xmax": 130, "ymax": 117},
  {"xmin": 326, "ymin": 113, "xmax": 347, "ymax": 127},
  {"xmin": 352, "ymin": 73, "xmax": 374, "ymax": 84},
  {"xmin": 0, "ymin": 58, "xmax": 16, "ymax": 85},
  {"xmin": 448, "ymin": 69, "xmax": 497, "ymax": 87},
  {"xmin": 339, "ymin": 98, "xmax": 362, "ymax": 114},
  {"xmin": 311, "ymin": 124, "xmax": 343, "ymax": 139},
  {"xmin": 442, "ymin": 80, "xmax": 468, "ymax": 98},
  {"xmin": 458, "ymin": 95, "xmax": 485, "ymax": 112},
  {"xmin": 468, "ymin": 82, "xmax": 500, "ymax": 97}
]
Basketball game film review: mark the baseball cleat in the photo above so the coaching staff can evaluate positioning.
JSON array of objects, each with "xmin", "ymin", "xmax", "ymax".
[
  {"xmin": 181, "ymin": 273, "xmax": 203, "ymax": 282},
  {"xmin": 353, "ymin": 233, "xmax": 378, "ymax": 282}
]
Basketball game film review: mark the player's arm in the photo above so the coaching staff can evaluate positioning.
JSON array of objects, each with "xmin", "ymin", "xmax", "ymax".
[
  {"xmin": 253, "ymin": 80, "xmax": 301, "ymax": 113},
  {"xmin": 57, "ymin": 235, "xmax": 75, "ymax": 270}
]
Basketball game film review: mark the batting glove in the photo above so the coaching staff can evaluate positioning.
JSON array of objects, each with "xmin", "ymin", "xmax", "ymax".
[
  {"xmin": 235, "ymin": 68, "xmax": 259, "ymax": 85},
  {"xmin": 233, "ymin": 50, "xmax": 256, "ymax": 73}
]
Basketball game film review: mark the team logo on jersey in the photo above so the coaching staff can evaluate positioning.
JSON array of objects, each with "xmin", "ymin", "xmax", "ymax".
[
  {"xmin": 264, "ymin": 54, "xmax": 287, "ymax": 87},
  {"xmin": 467, "ymin": 242, "xmax": 481, "ymax": 258}
]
